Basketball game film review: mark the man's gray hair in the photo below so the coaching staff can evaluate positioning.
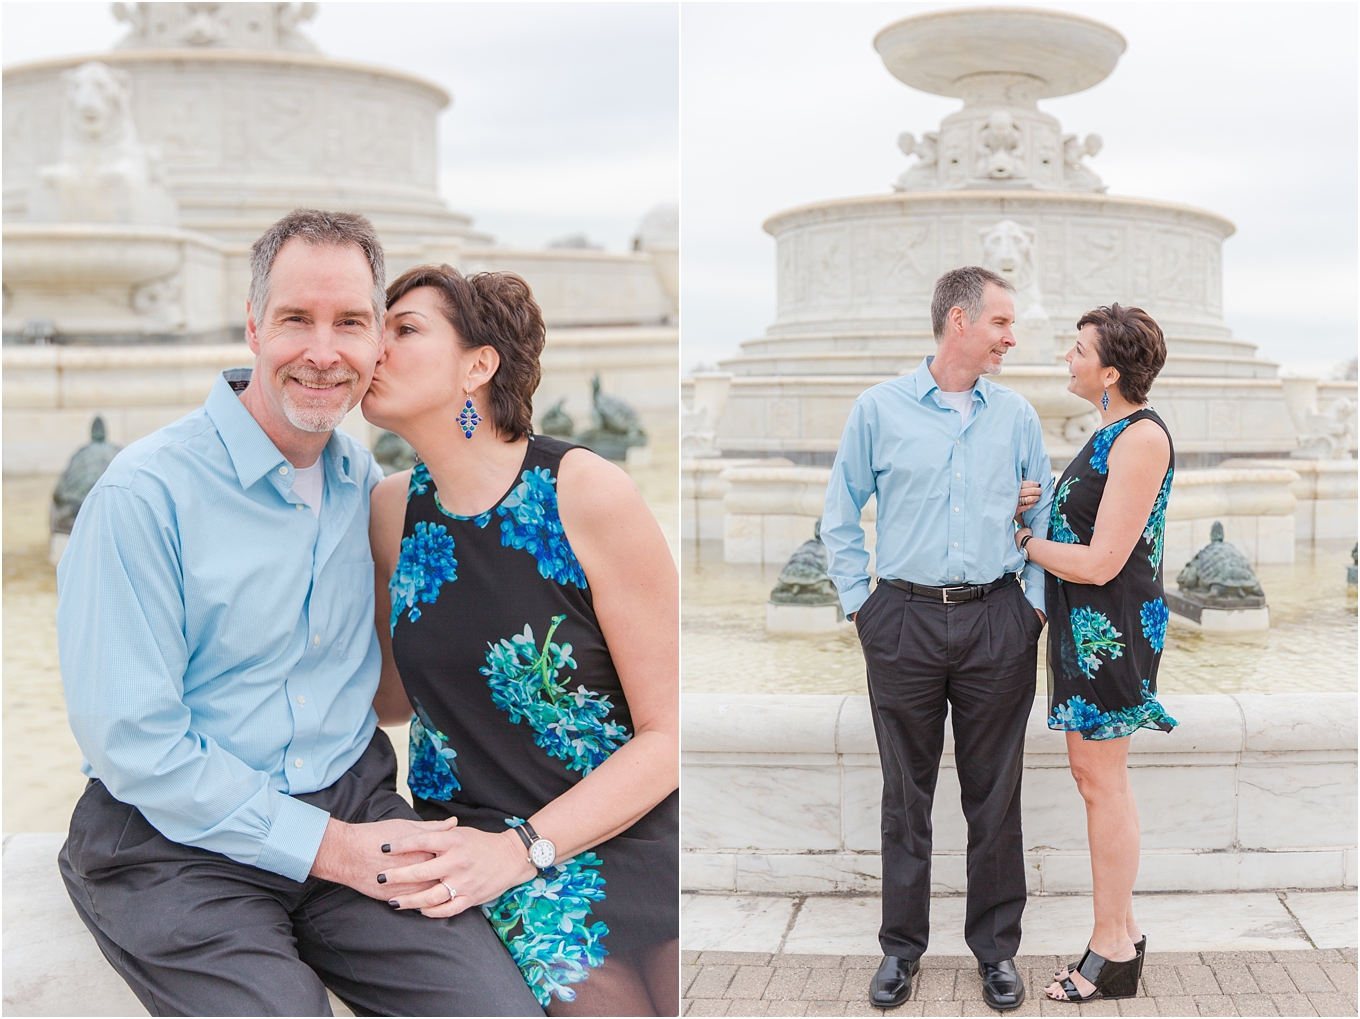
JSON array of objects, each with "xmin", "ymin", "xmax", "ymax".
[
  {"xmin": 247, "ymin": 209, "xmax": 386, "ymax": 326},
  {"xmin": 930, "ymin": 265, "xmax": 1014, "ymax": 340}
]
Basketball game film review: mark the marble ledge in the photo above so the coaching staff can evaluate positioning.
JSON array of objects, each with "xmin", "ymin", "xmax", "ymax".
[{"xmin": 681, "ymin": 693, "xmax": 1357, "ymax": 757}]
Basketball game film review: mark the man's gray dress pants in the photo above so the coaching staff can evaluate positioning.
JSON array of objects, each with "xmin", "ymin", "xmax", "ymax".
[
  {"xmin": 855, "ymin": 579, "xmax": 1042, "ymax": 964},
  {"xmin": 58, "ymin": 729, "xmax": 543, "ymax": 1017}
]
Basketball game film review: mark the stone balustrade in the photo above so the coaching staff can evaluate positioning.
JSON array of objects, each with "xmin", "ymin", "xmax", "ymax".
[
  {"xmin": 1221, "ymin": 458, "xmax": 1358, "ymax": 542},
  {"xmin": 1163, "ymin": 467, "xmax": 1299, "ymax": 566},
  {"xmin": 688, "ymin": 457, "xmax": 1314, "ymax": 566},
  {"xmin": 681, "ymin": 693, "xmax": 1358, "ymax": 896},
  {"xmin": 2, "ymin": 327, "xmax": 679, "ymax": 473}
]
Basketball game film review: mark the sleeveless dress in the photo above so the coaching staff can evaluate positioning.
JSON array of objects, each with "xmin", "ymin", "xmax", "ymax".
[
  {"xmin": 387, "ymin": 434, "xmax": 679, "ymax": 1008},
  {"xmin": 1045, "ymin": 408, "xmax": 1179, "ymax": 741}
]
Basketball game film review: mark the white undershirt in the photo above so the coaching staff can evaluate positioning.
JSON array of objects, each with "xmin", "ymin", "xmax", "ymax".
[
  {"xmin": 937, "ymin": 388, "xmax": 976, "ymax": 425},
  {"xmin": 292, "ymin": 459, "xmax": 324, "ymax": 518}
]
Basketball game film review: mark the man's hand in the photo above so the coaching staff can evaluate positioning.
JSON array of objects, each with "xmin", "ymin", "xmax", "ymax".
[
  {"xmin": 310, "ymin": 816, "xmax": 445, "ymax": 902},
  {"xmin": 1015, "ymin": 479, "xmax": 1042, "ymax": 523}
]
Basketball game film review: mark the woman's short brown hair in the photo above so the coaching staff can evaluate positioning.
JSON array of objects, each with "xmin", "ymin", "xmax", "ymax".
[
  {"xmin": 1076, "ymin": 303, "xmax": 1166, "ymax": 405},
  {"xmin": 385, "ymin": 265, "xmax": 545, "ymax": 441}
]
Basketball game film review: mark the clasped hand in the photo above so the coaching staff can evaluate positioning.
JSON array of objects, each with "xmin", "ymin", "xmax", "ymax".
[
  {"xmin": 1015, "ymin": 479, "xmax": 1042, "ymax": 524},
  {"xmin": 377, "ymin": 818, "xmax": 537, "ymax": 918}
]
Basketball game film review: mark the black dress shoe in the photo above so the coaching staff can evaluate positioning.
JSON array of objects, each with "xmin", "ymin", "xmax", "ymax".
[
  {"xmin": 869, "ymin": 955, "xmax": 919, "ymax": 1008},
  {"xmin": 978, "ymin": 958, "xmax": 1026, "ymax": 1012}
]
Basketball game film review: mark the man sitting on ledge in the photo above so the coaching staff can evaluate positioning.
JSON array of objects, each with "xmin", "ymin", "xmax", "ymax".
[{"xmin": 55, "ymin": 209, "xmax": 541, "ymax": 1017}]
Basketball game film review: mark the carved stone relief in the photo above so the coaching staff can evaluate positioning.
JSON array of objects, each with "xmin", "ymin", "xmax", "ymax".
[
  {"xmin": 976, "ymin": 110, "xmax": 1025, "ymax": 180},
  {"xmin": 1154, "ymin": 230, "xmax": 1199, "ymax": 306},
  {"xmin": 806, "ymin": 227, "xmax": 850, "ymax": 305},
  {"xmin": 893, "ymin": 131, "xmax": 939, "ymax": 191},
  {"xmin": 869, "ymin": 222, "xmax": 933, "ymax": 296},
  {"xmin": 1068, "ymin": 225, "xmax": 1125, "ymax": 299},
  {"xmin": 28, "ymin": 62, "xmax": 178, "ymax": 226}
]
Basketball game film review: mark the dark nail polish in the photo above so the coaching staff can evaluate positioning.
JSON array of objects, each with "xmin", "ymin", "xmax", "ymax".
[
  {"xmin": 388, "ymin": 899, "xmax": 400, "ymax": 909},
  {"xmin": 377, "ymin": 873, "xmax": 387, "ymax": 884},
  {"xmin": 381, "ymin": 843, "xmax": 391, "ymax": 854}
]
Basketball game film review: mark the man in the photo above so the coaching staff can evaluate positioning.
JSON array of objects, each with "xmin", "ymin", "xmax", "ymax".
[
  {"xmin": 822, "ymin": 266, "xmax": 1053, "ymax": 1012},
  {"xmin": 57, "ymin": 209, "xmax": 542, "ymax": 1017}
]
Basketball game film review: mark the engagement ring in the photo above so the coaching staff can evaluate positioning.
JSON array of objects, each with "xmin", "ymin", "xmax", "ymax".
[{"xmin": 440, "ymin": 881, "xmax": 456, "ymax": 903}]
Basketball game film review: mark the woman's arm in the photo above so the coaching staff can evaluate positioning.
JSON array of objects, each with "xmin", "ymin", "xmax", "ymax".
[
  {"xmin": 370, "ymin": 470, "xmax": 414, "ymax": 726},
  {"xmin": 1018, "ymin": 419, "xmax": 1170, "ymax": 586},
  {"xmin": 378, "ymin": 448, "xmax": 679, "ymax": 915}
]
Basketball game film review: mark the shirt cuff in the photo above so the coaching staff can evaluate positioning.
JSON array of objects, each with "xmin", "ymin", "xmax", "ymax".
[
  {"xmin": 839, "ymin": 580, "xmax": 871, "ymax": 617},
  {"xmin": 255, "ymin": 793, "xmax": 332, "ymax": 883}
]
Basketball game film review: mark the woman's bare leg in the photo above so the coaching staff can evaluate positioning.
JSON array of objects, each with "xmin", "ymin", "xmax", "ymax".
[
  {"xmin": 1046, "ymin": 732, "xmax": 1140, "ymax": 1000},
  {"xmin": 640, "ymin": 939, "xmax": 679, "ymax": 1016},
  {"xmin": 546, "ymin": 943, "xmax": 678, "ymax": 1017}
]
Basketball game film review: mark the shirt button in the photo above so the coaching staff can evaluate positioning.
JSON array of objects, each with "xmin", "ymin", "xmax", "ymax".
[
  {"xmin": 297, "ymin": 694, "xmax": 306, "ymax": 705},
  {"xmin": 294, "ymin": 758, "xmax": 303, "ymax": 768},
  {"xmin": 954, "ymin": 507, "xmax": 960, "ymax": 512},
  {"xmin": 954, "ymin": 576, "xmax": 961, "ymax": 581},
  {"xmin": 278, "ymin": 466, "xmax": 288, "ymax": 475},
  {"xmin": 954, "ymin": 542, "xmax": 959, "ymax": 548},
  {"xmin": 956, "ymin": 473, "xmax": 961, "ymax": 478},
  {"xmin": 296, "ymin": 502, "xmax": 305, "ymax": 510},
  {"xmin": 313, "ymin": 635, "xmax": 321, "ymax": 646}
]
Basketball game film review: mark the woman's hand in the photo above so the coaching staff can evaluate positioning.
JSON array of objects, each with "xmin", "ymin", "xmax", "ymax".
[
  {"xmin": 1015, "ymin": 479, "xmax": 1042, "ymax": 524},
  {"xmin": 1015, "ymin": 526, "xmax": 1033, "ymax": 552},
  {"xmin": 378, "ymin": 819, "xmax": 537, "ymax": 918}
]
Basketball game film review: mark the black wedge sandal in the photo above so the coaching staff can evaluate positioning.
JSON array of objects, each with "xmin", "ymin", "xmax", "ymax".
[
  {"xmin": 1056, "ymin": 936, "xmax": 1145, "ymax": 981},
  {"xmin": 1049, "ymin": 947, "xmax": 1141, "ymax": 1003}
]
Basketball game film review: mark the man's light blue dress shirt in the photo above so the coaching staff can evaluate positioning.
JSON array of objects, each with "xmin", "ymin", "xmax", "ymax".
[
  {"xmin": 822, "ymin": 357, "xmax": 1054, "ymax": 618},
  {"xmin": 57, "ymin": 371, "xmax": 383, "ymax": 883}
]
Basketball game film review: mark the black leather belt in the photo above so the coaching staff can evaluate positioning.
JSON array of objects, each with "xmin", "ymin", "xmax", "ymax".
[{"xmin": 882, "ymin": 572, "xmax": 1018, "ymax": 604}]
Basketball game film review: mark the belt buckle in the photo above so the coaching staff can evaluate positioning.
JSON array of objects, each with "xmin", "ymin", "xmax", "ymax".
[{"xmin": 942, "ymin": 585, "xmax": 965, "ymax": 604}]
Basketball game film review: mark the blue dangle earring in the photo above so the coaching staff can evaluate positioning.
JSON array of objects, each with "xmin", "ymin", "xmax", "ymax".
[
  {"xmin": 457, "ymin": 392, "xmax": 482, "ymax": 439},
  {"xmin": 1101, "ymin": 388, "xmax": 1110, "ymax": 411}
]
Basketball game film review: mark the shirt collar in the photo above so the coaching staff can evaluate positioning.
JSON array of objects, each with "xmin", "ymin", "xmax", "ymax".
[
  {"xmin": 205, "ymin": 369, "xmax": 358, "ymax": 491},
  {"xmin": 911, "ymin": 356, "xmax": 992, "ymax": 407}
]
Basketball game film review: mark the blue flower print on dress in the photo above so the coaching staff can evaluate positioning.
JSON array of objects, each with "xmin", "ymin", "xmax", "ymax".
[
  {"xmin": 1070, "ymin": 606, "xmax": 1124, "ymax": 679},
  {"xmin": 1140, "ymin": 598, "xmax": 1169, "ymax": 653},
  {"xmin": 1050, "ymin": 695, "xmax": 1108, "ymax": 731},
  {"xmin": 1144, "ymin": 469, "xmax": 1173, "ymax": 578},
  {"xmin": 1082, "ymin": 680, "xmax": 1179, "ymax": 740},
  {"xmin": 1088, "ymin": 418, "xmax": 1132, "ymax": 474},
  {"xmin": 497, "ymin": 466, "xmax": 588, "ymax": 589},
  {"xmin": 408, "ymin": 460, "xmax": 431, "ymax": 498},
  {"xmin": 407, "ymin": 699, "xmax": 460, "ymax": 801},
  {"xmin": 481, "ymin": 615, "xmax": 631, "ymax": 774},
  {"xmin": 482, "ymin": 834, "xmax": 610, "ymax": 1007},
  {"xmin": 1049, "ymin": 476, "xmax": 1080, "ymax": 545},
  {"xmin": 388, "ymin": 521, "xmax": 458, "ymax": 633}
]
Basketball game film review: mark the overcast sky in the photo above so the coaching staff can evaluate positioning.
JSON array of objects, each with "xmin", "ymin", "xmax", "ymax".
[
  {"xmin": 2, "ymin": 2, "xmax": 679, "ymax": 253},
  {"xmin": 680, "ymin": 1, "xmax": 1358, "ymax": 377}
]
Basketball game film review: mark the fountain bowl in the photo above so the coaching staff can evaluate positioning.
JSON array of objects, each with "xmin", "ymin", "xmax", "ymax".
[{"xmin": 874, "ymin": 7, "xmax": 1127, "ymax": 101}]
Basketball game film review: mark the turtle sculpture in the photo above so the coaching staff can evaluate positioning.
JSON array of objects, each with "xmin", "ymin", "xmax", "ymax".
[
  {"xmin": 1175, "ymin": 522, "xmax": 1266, "ymax": 607},
  {"xmin": 574, "ymin": 374, "xmax": 647, "ymax": 461},
  {"xmin": 373, "ymin": 430, "xmax": 416, "ymax": 476},
  {"xmin": 51, "ymin": 417, "xmax": 122, "ymax": 537},
  {"xmin": 539, "ymin": 398, "xmax": 575, "ymax": 439},
  {"xmin": 769, "ymin": 519, "xmax": 842, "ymax": 613}
]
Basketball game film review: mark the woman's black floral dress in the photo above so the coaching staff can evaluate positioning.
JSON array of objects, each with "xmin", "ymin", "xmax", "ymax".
[
  {"xmin": 1046, "ymin": 409, "xmax": 1179, "ymax": 741},
  {"xmin": 388, "ymin": 435, "xmax": 678, "ymax": 1008}
]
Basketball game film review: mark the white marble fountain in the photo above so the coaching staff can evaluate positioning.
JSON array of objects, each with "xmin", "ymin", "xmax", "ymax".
[
  {"xmin": 680, "ymin": 6, "xmax": 1357, "ymax": 899},
  {"xmin": 3, "ymin": 2, "xmax": 679, "ymax": 470}
]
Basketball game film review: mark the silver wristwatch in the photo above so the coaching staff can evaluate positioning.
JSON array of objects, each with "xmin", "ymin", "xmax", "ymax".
[
  {"xmin": 1018, "ymin": 533, "xmax": 1034, "ymax": 560},
  {"xmin": 513, "ymin": 821, "xmax": 557, "ymax": 870}
]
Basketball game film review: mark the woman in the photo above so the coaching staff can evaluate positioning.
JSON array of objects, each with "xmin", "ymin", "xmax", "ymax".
[
  {"xmin": 1012, "ymin": 304, "xmax": 1178, "ymax": 1004},
  {"xmin": 362, "ymin": 265, "xmax": 679, "ymax": 1016}
]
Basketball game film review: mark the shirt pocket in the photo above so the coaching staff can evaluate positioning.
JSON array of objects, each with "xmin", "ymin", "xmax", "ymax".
[
  {"xmin": 332, "ymin": 560, "xmax": 378, "ymax": 659},
  {"xmin": 975, "ymin": 441, "xmax": 1021, "ymax": 499}
]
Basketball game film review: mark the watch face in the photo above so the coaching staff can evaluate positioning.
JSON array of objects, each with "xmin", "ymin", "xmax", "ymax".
[{"xmin": 529, "ymin": 838, "xmax": 556, "ymax": 869}]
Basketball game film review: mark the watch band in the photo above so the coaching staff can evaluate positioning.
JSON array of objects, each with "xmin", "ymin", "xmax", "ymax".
[
  {"xmin": 1020, "ymin": 533, "xmax": 1034, "ymax": 550},
  {"xmin": 520, "ymin": 820, "xmax": 543, "ymax": 843},
  {"xmin": 512, "ymin": 824, "xmax": 534, "ymax": 852}
]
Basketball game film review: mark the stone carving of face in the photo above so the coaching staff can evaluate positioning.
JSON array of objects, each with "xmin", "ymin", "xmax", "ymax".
[
  {"xmin": 64, "ymin": 63, "xmax": 129, "ymax": 142},
  {"xmin": 980, "ymin": 220, "xmax": 1036, "ymax": 289}
]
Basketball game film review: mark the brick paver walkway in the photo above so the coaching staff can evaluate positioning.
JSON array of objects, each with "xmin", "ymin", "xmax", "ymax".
[{"xmin": 681, "ymin": 949, "xmax": 1358, "ymax": 1017}]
